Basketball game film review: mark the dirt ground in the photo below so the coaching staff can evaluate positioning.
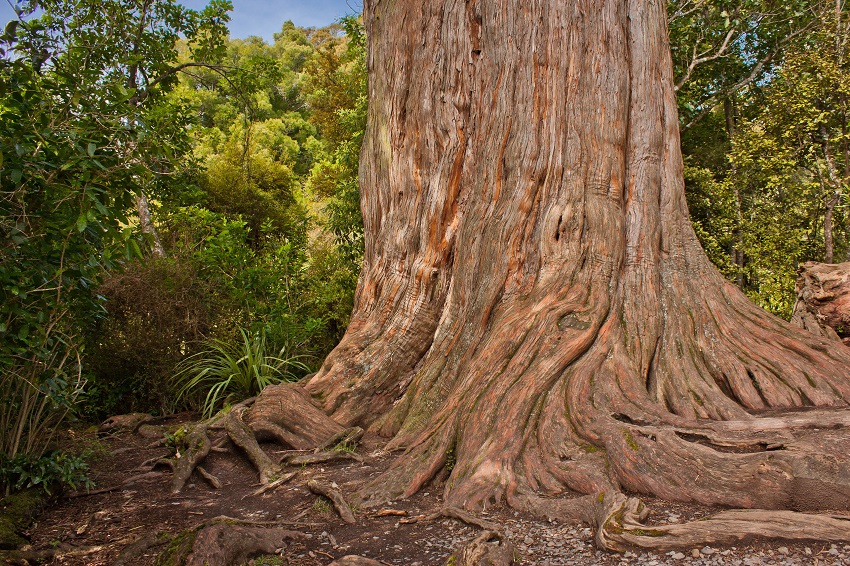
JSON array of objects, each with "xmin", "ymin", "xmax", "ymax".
[{"xmin": 8, "ymin": 415, "xmax": 850, "ymax": 565}]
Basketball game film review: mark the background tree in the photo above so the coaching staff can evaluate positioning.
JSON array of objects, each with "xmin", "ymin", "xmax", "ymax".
[
  {"xmin": 86, "ymin": 18, "xmax": 366, "ymax": 416},
  {"xmin": 682, "ymin": 1, "xmax": 850, "ymax": 317}
]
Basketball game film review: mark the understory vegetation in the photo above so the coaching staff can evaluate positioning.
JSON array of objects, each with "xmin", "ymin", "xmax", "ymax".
[{"xmin": 0, "ymin": 0, "xmax": 847, "ymax": 496}]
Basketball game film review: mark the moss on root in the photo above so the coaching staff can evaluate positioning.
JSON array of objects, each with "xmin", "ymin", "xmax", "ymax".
[
  {"xmin": 154, "ymin": 529, "xmax": 198, "ymax": 566},
  {"xmin": 0, "ymin": 490, "xmax": 44, "ymax": 550}
]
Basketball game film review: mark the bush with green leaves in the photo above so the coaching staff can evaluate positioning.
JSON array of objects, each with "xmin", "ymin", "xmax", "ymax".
[
  {"xmin": 88, "ymin": 205, "xmax": 354, "ymax": 415},
  {"xmin": 0, "ymin": 450, "xmax": 92, "ymax": 496},
  {"xmin": 0, "ymin": 0, "xmax": 231, "ymax": 492},
  {"xmin": 173, "ymin": 328, "xmax": 308, "ymax": 417}
]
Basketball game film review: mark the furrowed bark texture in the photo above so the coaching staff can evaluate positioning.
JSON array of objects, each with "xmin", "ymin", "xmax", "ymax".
[{"xmin": 286, "ymin": 0, "xmax": 850, "ymax": 543}]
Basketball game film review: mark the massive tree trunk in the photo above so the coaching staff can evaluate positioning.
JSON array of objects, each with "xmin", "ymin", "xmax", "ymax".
[{"xmin": 262, "ymin": 0, "xmax": 850, "ymax": 549}]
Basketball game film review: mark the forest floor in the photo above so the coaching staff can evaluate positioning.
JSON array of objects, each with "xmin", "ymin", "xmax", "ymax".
[{"xmin": 9, "ymin": 415, "xmax": 850, "ymax": 565}]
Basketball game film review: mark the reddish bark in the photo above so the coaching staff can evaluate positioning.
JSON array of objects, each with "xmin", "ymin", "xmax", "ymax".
[{"xmin": 253, "ymin": 0, "xmax": 850, "ymax": 550}]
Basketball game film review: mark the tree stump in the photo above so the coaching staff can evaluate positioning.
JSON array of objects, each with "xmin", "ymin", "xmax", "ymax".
[{"xmin": 792, "ymin": 261, "xmax": 850, "ymax": 345}]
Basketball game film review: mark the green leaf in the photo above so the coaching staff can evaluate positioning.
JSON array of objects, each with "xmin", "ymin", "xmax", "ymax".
[
  {"xmin": 87, "ymin": 142, "xmax": 96, "ymax": 156},
  {"xmin": 10, "ymin": 169, "xmax": 22, "ymax": 184},
  {"xmin": 76, "ymin": 214, "xmax": 88, "ymax": 232}
]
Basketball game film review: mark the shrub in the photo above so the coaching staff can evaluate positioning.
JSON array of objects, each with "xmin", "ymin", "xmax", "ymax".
[
  {"xmin": 85, "ymin": 257, "xmax": 216, "ymax": 417},
  {"xmin": 173, "ymin": 328, "xmax": 308, "ymax": 417}
]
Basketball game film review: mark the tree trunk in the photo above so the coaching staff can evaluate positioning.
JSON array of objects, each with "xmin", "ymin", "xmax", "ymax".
[
  {"xmin": 724, "ymin": 98, "xmax": 746, "ymax": 289},
  {"xmin": 256, "ymin": 0, "xmax": 850, "ymax": 547},
  {"xmin": 136, "ymin": 191, "xmax": 166, "ymax": 258}
]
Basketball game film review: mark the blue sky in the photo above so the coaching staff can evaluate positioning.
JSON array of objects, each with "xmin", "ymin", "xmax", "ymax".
[{"xmin": 0, "ymin": 0, "xmax": 361, "ymax": 42}]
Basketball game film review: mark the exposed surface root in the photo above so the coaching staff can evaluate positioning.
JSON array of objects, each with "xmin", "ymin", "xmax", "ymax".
[
  {"xmin": 184, "ymin": 523, "xmax": 304, "ymax": 566},
  {"xmin": 406, "ymin": 507, "xmax": 501, "ymax": 532},
  {"xmin": 246, "ymin": 383, "xmax": 345, "ymax": 449},
  {"xmin": 284, "ymin": 450, "xmax": 364, "ymax": 466},
  {"xmin": 315, "ymin": 426, "xmax": 365, "ymax": 452},
  {"xmin": 169, "ymin": 424, "xmax": 211, "ymax": 494},
  {"xmin": 224, "ymin": 409, "xmax": 282, "ymax": 484},
  {"xmin": 308, "ymin": 479, "xmax": 356, "ymax": 524},
  {"xmin": 114, "ymin": 533, "xmax": 170, "ymax": 566},
  {"xmin": 196, "ymin": 465, "xmax": 221, "ymax": 489},
  {"xmin": 328, "ymin": 556, "xmax": 389, "ymax": 565},
  {"xmin": 595, "ymin": 492, "xmax": 850, "ymax": 552},
  {"xmin": 250, "ymin": 471, "xmax": 298, "ymax": 497},
  {"xmin": 792, "ymin": 261, "xmax": 850, "ymax": 345},
  {"xmin": 451, "ymin": 530, "xmax": 516, "ymax": 566},
  {"xmin": 67, "ymin": 471, "xmax": 166, "ymax": 498}
]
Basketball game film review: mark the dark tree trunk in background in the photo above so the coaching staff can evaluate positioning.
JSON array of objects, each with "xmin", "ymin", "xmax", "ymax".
[{"xmin": 254, "ymin": 0, "xmax": 850, "ymax": 549}]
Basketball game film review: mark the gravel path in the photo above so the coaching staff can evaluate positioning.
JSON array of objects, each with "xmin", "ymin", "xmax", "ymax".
[{"xmin": 398, "ymin": 511, "xmax": 850, "ymax": 565}]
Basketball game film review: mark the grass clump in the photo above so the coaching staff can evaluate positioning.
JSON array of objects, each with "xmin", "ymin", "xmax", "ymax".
[{"xmin": 173, "ymin": 328, "xmax": 308, "ymax": 418}]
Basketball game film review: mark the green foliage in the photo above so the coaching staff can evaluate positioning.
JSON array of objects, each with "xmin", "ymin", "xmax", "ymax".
[
  {"xmin": 84, "ymin": 256, "xmax": 216, "ymax": 418},
  {"xmin": 0, "ymin": 0, "xmax": 231, "ymax": 486},
  {"xmin": 173, "ymin": 328, "xmax": 308, "ymax": 418},
  {"xmin": 681, "ymin": 4, "xmax": 850, "ymax": 318},
  {"xmin": 0, "ymin": 450, "xmax": 91, "ymax": 496},
  {"xmin": 78, "ymin": 16, "xmax": 368, "ymax": 417},
  {"xmin": 304, "ymin": 16, "xmax": 367, "ymax": 263}
]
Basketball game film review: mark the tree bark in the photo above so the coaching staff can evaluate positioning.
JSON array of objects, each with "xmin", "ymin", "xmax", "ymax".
[
  {"xmin": 136, "ymin": 192, "xmax": 166, "ymax": 258},
  {"xmin": 792, "ymin": 260, "xmax": 850, "ymax": 345},
  {"xmin": 254, "ymin": 0, "xmax": 850, "ymax": 548}
]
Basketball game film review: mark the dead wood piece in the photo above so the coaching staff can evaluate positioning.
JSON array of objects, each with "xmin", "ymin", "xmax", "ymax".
[
  {"xmin": 250, "ymin": 471, "xmax": 298, "ymax": 497},
  {"xmin": 595, "ymin": 492, "xmax": 850, "ymax": 552},
  {"xmin": 328, "ymin": 556, "xmax": 389, "ymax": 566},
  {"xmin": 185, "ymin": 523, "xmax": 304, "ymax": 566},
  {"xmin": 375, "ymin": 509, "xmax": 407, "ymax": 517},
  {"xmin": 425, "ymin": 507, "xmax": 501, "ymax": 533},
  {"xmin": 308, "ymin": 479, "xmax": 356, "ymax": 524},
  {"xmin": 315, "ymin": 426, "xmax": 365, "ymax": 452},
  {"xmin": 196, "ymin": 465, "xmax": 222, "ymax": 489},
  {"xmin": 224, "ymin": 409, "xmax": 282, "ymax": 484},
  {"xmin": 792, "ymin": 261, "xmax": 850, "ymax": 344},
  {"xmin": 247, "ymin": 383, "xmax": 345, "ymax": 449},
  {"xmin": 171, "ymin": 424, "xmax": 211, "ymax": 493},
  {"xmin": 283, "ymin": 450, "xmax": 364, "ymax": 466},
  {"xmin": 99, "ymin": 412, "xmax": 152, "ymax": 433},
  {"xmin": 451, "ymin": 530, "xmax": 516, "ymax": 566}
]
